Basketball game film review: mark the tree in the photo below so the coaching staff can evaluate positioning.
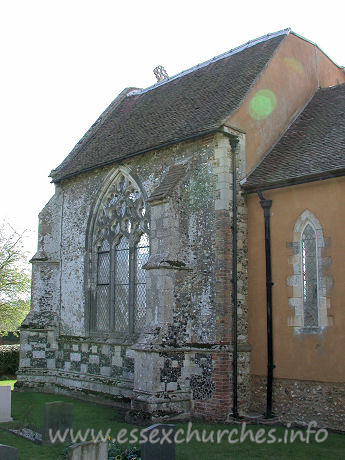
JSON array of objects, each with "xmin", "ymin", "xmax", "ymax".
[{"xmin": 0, "ymin": 223, "xmax": 31, "ymax": 337}]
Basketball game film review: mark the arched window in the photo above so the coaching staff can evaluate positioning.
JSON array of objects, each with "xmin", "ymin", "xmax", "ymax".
[
  {"xmin": 287, "ymin": 210, "xmax": 331, "ymax": 333},
  {"xmin": 301, "ymin": 223, "xmax": 318, "ymax": 328},
  {"xmin": 90, "ymin": 171, "xmax": 149, "ymax": 336}
]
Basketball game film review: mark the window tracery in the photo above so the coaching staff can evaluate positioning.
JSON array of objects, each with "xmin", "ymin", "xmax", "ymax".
[{"xmin": 90, "ymin": 172, "xmax": 149, "ymax": 336}]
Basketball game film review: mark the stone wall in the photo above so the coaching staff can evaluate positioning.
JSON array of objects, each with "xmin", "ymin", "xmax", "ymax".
[
  {"xmin": 17, "ymin": 331, "xmax": 135, "ymax": 402},
  {"xmin": 250, "ymin": 375, "xmax": 345, "ymax": 431},
  {"xmin": 18, "ymin": 131, "xmax": 250, "ymax": 421},
  {"xmin": 19, "ymin": 329, "xmax": 57, "ymax": 370}
]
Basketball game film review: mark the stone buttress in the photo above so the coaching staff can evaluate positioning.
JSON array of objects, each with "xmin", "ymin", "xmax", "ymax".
[{"xmin": 16, "ymin": 132, "xmax": 250, "ymax": 421}]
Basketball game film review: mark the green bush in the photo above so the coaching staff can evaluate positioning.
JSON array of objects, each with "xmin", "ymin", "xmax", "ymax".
[
  {"xmin": 0, "ymin": 344, "xmax": 20, "ymax": 375},
  {"xmin": 108, "ymin": 440, "xmax": 141, "ymax": 459}
]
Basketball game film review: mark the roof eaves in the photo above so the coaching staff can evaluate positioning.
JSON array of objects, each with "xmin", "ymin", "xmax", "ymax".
[
  {"xmin": 241, "ymin": 167, "xmax": 345, "ymax": 194},
  {"xmin": 52, "ymin": 126, "xmax": 220, "ymax": 184}
]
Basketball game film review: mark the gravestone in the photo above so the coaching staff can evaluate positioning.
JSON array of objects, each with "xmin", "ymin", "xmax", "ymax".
[
  {"xmin": 68, "ymin": 441, "xmax": 108, "ymax": 460},
  {"xmin": 0, "ymin": 386, "xmax": 13, "ymax": 422},
  {"xmin": 0, "ymin": 444, "xmax": 18, "ymax": 460},
  {"xmin": 42, "ymin": 401, "xmax": 73, "ymax": 444},
  {"xmin": 141, "ymin": 424, "xmax": 176, "ymax": 460}
]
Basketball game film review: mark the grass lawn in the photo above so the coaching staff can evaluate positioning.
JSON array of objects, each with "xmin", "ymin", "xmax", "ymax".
[{"xmin": 0, "ymin": 386, "xmax": 343, "ymax": 459}]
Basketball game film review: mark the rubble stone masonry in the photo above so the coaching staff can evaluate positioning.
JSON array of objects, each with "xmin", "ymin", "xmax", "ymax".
[
  {"xmin": 250, "ymin": 375, "xmax": 345, "ymax": 431},
  {"xmin": 17, "ymin": 131, "xmax": 250, "ymax": 422}
]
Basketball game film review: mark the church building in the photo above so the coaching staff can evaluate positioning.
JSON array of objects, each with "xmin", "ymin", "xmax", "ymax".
[{"xmin": 17, "ymin": 29, "xmax": 345, "ymax": 430}]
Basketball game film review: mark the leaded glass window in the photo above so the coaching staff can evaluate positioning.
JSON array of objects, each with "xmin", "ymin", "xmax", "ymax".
[
  {"xmin": 96, "ymin": 239, "xmax": 110, "ymax": 331},
  {"xmin": 301, "ymin": 224, "xmax": 318, "ymax": 328},
  {"xmin": 288, "ymin": 210, "xmax": 329, "ymax": 333},
  {"xmin": 114, "ymin": 237, "xmax": 130, "ymax": 333},
  {"xmin": 90, "ymin": 172, "xmax": 149, "ymax": 336},
  {"xmin": 135, "ymin": 233, "xmax": 150, "ymax": 333}
]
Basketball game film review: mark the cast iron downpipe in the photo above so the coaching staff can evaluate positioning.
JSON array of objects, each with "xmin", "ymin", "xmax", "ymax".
[
  {"xmin": 257, "ymin": 191, "xmax": 274, "ymax": 418},
  {"xmin": 230, "ymin": 136, "xmax": 239, "ymax": 419}
]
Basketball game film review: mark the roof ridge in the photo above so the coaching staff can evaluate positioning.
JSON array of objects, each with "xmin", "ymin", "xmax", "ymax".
[
  {"xmin": 127, "ymin": 28, "xmax": 290, "ymax": 97},
  {"xmin": 290, "ymin": 31, "xmax": 344, "ymax": 69}
]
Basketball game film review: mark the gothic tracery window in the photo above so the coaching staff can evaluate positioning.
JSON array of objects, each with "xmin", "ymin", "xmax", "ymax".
[{"xmin": 90, "ymin": 172, "xmax": 149, "ymax": 336}]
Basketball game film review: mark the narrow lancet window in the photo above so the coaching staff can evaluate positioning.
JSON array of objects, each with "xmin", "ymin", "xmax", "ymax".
[{"xmin": 301, "ymin": 224, "xmax": 318, "ymax": 328}]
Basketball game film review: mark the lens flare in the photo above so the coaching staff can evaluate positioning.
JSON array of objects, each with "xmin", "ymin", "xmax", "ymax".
[
  {"xmin": 249, "ymin": 89, "xmax": 277, "ymax": 120},
  {"xmin": 283, "ymin": 57, "xmax": 305, "ymax": 77}
]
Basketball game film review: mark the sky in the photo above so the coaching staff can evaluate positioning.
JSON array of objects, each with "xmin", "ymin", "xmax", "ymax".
[{"xmin": 1, "ymin": 0, "xmax": 344, "ymax": 259}]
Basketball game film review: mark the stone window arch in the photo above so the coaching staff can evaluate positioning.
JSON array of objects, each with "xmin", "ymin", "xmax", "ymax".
[
  {"xmin": 88, "ymin": 169, "xmax": 150, "ymax": 337},
  {"xmin": 287, "ymin": 210, "xmax": 332, "ymax": 333}
]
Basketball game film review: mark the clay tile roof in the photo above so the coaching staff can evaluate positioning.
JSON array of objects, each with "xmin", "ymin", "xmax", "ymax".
[
  {"xmin": 148, "ymin": 164, "xmax": 188, "ymax": 203},
  {"xmin": 51, "ymin": 30, "xmax": 288, "ymax": 182},
  {"xmin": 241, "ymin": 83, "xmax": 345, "ymax": 192}
]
